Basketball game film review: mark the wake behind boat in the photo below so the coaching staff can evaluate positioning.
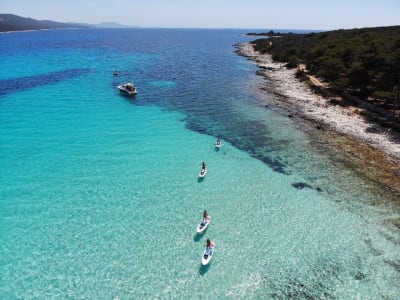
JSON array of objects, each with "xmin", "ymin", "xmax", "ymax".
[{"xmin": 117, "ymin": 83, "xmax": 137, "ymax": 96}]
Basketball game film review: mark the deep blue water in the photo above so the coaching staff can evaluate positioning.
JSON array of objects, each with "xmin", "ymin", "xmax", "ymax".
[{"xmin": 0, "ymin": 28, "xmax": 399, "ymax": 299}]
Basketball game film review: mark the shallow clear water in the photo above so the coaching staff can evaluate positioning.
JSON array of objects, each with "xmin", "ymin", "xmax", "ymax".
[{"xmin": 0, "ymin": 28, "xmax": 399, "ymax": 299}]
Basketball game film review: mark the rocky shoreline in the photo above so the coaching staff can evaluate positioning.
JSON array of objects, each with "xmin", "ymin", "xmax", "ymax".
[{"xmin": 236, "ymin": 42, "xmax": 400, "ymax": 197}]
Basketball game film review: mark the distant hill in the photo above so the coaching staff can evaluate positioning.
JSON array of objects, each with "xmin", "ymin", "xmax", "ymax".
[
  {"xmin": 0, "ymin": 14, "xmax": 136, "ymax": 32},
  {"xmin": 0, "ymin": 14, "xmax": 89, "ymax": 32},
  {"xmin": 94, "ymin": 22, "xmax": 135, "ymax": 29}
]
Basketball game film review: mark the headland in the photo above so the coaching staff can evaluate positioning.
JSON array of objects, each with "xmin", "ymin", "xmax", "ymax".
[{"xmin": 236, "ymin": 42, "xmax": 400, "ymax": 197}]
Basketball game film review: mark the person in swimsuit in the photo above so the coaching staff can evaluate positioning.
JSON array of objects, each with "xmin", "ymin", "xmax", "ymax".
[
  {"xmin": 202, "ymin": 210, "xmax": 210, "ymax": 225},
  {"xmin": 204, "ymin": 238, "xmax": 215, "ymax": 257}
]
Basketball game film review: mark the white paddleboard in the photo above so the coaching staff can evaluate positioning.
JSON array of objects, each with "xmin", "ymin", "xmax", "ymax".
[
  {"xmin": 201, "ymin": 247, "xmax": 214, "ymax": 265},
  {"xmin": 199, "ymin": 168, "xmax": 207, "ymax": 177},
  {"xmin": 196, "ymin": 216, "xmax": 211, "ymax": 233}
]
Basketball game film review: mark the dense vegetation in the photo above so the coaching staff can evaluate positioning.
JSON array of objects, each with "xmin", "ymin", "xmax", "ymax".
[{"xmin": 251, "ymin": 26, "xmax": 400, "ymax": 112}]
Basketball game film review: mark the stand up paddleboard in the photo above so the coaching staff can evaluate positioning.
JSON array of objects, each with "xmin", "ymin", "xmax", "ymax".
[
  {"xmin": 199, "ymin": 167, "xmax": 207, "ymax": 178},
  {"xmin": 215, "ymin": 139, "xmax": 223, "ymax": 149},
  {"xmin": 202, "ymin": 246, "xmax": 215, "ymax": 265},
  {"xmin": 196, "ymin": 216, "xmax": 211, "ymax": 233}
]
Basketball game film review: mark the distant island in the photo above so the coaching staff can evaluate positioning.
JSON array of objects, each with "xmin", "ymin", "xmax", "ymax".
[{"xmin": 0, "ymin": 14, "xmax": 134, "ymax": 32}]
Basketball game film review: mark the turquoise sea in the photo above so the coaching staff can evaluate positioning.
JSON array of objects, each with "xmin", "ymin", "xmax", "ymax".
[{"xmin": 0, "ymin": 29, "xmax": 399, "ymax": 299}]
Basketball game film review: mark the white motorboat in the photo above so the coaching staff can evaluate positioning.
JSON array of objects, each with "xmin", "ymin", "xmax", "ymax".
[{"xmin": 117, "ymin": 83, "xmax": 137, "ymax": 96}]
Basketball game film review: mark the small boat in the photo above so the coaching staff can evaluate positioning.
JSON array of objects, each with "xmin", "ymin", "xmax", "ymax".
[
  {"xmin": 117, "ymin": 83, "xmax": 137, "ymax": 96},
  {"xmin": 202, "ymin": 245, "xmax": 215, "ymax": 265},
  {"xmin": 113, "ymin": 70, "xmax": 119, "ymax": 76},
  {"xmin": 199, "ymin": 167, "xmax": 207, "ymax": 178},
  {"xmin": 196, "ymin": 216, "xmax": 211, "ymax": 233}
]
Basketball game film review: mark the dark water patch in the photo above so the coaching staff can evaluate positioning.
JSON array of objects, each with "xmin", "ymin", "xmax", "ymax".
[
  {"xmin": 193, "ymin": 234, "xmax": 202, "ymax": 242},
  {"xmin": 291, "ymin": 182, "xmax": 322, "ymax": 192},
  {"xmin": 292, "ymin": 182, "xmax": 313, "ymax": 190},
  {"xmin": 223, "ymin": 135, "xmax": 288, "ymax": 174},
  {"xmin": 266, "ymin": 273, "xmax": 333, "ymax": 299},
  {"xmin": 384, "ymin": 259, "xmax": 400, "ymax": 272},
  {"xmin": 184, "ymin": 116, "xmax": 290, "ymax": 174},
  {"xmin": 264, "ymin": 257, "xmax": 369, "ymax": 299},
  {"xmin": 364, "ymin": 237, "xmax": 385, "ymax": 256},
  {"xmin": 0, "ymin": 68, "xmax": 90, "ymax": 97},
  {"xmin": 354, "ymin": 271, "xmax": 366, "ymax": 280},
  {"xmin": 251, "ymin": 151, "xmax": 288, "ymax": 174},
  {"xmin": 380, "ymin": 231, "xmax": 399, "ymax": 246},
  {"xmin": 224, "ymin": 136, "xmax": 288, "ymax": 174},
  {"xmin": 274, "ymin": 279, "xmax": 331, "ymax": 299},
  {"xmin": 383, "ymin": 218, "xmax": 400, "ymax": 230}
]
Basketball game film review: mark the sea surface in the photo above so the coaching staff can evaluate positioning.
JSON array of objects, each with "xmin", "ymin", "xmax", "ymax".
[{"xmin": 1, "ymin": 28, "xmax": 399, "ymax": 299}]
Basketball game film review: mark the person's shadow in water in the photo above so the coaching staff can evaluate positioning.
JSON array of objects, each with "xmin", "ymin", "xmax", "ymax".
[
  {"xmin": 193, "ymin": 233, "xmax": 203, "ymax": 242},
  {"xmin": 199, "ymin": 262, "xmax": 211, "ymax": 275}
]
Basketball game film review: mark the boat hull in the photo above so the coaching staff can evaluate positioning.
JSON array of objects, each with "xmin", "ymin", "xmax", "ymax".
[{"xmin": 117, "ymin": 84, "xmax": 137, "ymax": 96}]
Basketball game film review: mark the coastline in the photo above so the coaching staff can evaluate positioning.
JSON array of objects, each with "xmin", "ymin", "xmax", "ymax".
[
  {"xmin": 236, "ymin": 42, "xmax": 400, "ymax": 196},
  {"xmin": 0, "ymin": 28, "xmax": 83, "ymax": 34}
]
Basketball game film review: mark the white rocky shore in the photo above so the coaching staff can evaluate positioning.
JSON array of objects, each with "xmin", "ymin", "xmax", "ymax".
[{"xmin": 237, "ymin": 42, "xmax": 400, "ymax": 162}]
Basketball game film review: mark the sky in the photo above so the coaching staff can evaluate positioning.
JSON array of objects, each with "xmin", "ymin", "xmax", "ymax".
[{"xmin": 1, "ymin": 0, "xmax": 399, "ymax": 30}]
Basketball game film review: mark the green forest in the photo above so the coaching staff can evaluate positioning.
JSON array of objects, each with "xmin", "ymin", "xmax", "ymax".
[{"xmin": 250, "ymin": 26, "xmax": 400, "ymax": 119}]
